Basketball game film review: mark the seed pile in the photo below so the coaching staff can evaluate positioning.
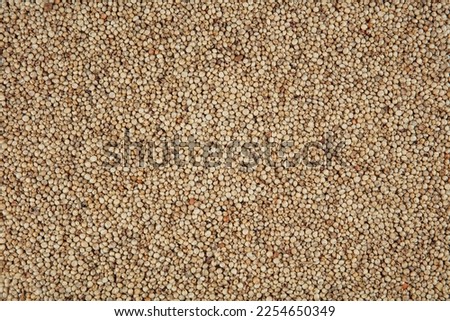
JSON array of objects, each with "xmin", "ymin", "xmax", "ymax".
[{"xmin": 1, "ymin": 0, "xmax": 449, "ymax": 300}]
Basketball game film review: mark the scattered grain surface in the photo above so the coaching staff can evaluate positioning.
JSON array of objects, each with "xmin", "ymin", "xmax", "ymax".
[{"xmin": 1, "ymin": 0, "xmax": 449, "ymax": 300}]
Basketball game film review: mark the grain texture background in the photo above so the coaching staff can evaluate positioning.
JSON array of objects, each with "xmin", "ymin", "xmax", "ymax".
[{"xmin": 1, "ymin": 0, "xmax": 449, "ymax": 300}]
